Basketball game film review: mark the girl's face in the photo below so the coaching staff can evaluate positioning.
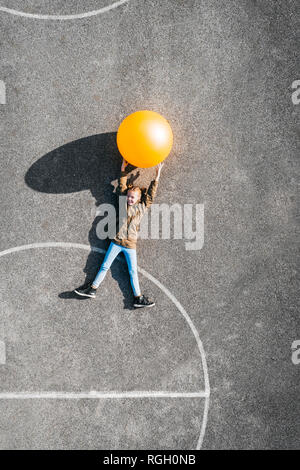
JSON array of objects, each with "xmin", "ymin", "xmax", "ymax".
[{"xmin": 127, "ymin": 190, "xmax": 140, "ymax": 206}]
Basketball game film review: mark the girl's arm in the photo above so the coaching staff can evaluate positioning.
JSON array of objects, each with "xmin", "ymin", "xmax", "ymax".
[
  {"xmin": 117, "ymin": 158, "xmax": 129, "ymax": 195},
  {"xmin": 155, "ymin": 162, "xmax": 164, "ymax": 182},
  {"xmin": 121, "ymin": 158, "xmax": 128, "ymax": 172},
  {"xmin": 143, "ymin": 162, "xmax": 164, "ymax": 209}
]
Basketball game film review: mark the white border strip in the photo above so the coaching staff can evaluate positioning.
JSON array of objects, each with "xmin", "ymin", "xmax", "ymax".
[
  {"xmin": 0, "ymin": 242, "xmax": 210, "ymax": 449},
  {"xmin": 0, "ymin": 391, "xmax": 209, "ymax": 399},
  {"xmin": 0, "ymin": 0, "xmax": 129, "ymax": 20}
]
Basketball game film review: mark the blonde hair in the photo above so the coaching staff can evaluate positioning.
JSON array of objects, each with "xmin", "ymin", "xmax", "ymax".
[{"xmin": 127, "ymin": 185, "xmax": 147, "ymax": 202}]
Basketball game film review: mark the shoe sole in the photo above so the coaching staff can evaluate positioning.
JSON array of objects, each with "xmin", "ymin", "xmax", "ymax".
[
  {"xmin": 74, "ymin": 290, "xmax": 96, "ymax": 298},
  {"xmin": 133, "ymin": 303, "xmax": 155, "ymax": 308}
]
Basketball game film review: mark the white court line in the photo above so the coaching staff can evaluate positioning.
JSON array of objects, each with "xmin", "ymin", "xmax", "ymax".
[
  {"xmin": 0, "ymin": 391, "xmax": 209, "ymax": 399},
  {"xmin": 0, "ymin": 0, "xmax": 129, "ymax": 20},
  {"xmin": 0, "ymin": 242, "xmax": 210, "ymax": 449}
]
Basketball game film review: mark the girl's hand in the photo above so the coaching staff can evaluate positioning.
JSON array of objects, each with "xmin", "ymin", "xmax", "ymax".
[
  {"xmin": 155, "ymin": 162, "xmax": 164, "ymax": 180},
  {"xmin": 121, "ymin": 158, "xmax": 128, "ymax": 171}
]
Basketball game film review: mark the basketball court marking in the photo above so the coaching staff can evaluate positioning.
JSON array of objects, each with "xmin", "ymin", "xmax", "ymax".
[
  {"xmin": 0, "ymin": 0, "xmax": 129, "ymax": 20},
  {"xmin": 0, "ymin": 242, "xmax": 210, "ymax": 449}
]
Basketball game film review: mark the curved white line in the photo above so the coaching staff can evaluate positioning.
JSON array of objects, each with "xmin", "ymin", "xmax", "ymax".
[
  {"xmin": 138, "ymin": 265, "xmax": 210, "ymax": 450},
  {"xmin": 0, "ymin": 242, "xmax": 210, "ymax": 449},
  {"xmin": 199, "ymin": 393, "xmax": 210, "ymax": 450},
  {"xmin": 0, "ymin": 0, "xmax": 129, "ymax": 20}
]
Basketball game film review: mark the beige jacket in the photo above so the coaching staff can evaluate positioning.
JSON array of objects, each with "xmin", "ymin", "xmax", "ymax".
[{"xmin": 112, "ymin": 170, "xmax": 159, "ymax": 249}]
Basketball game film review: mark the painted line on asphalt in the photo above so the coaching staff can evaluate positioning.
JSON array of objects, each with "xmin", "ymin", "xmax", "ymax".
[
  {"xmin": 0, "ymin": 242, "xmax": 210, "ymax": 449},
  {"xmin": 0, "ymin": 0, "xmax": 129, "ymax": 20}
]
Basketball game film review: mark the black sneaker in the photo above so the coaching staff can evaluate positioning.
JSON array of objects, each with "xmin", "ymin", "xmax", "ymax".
[
  {"xmin": 133, "ymin": 295, "xmax": 155, "ymax": 308},
  {"xmin": 74, "ymin": 283, "xmax": 97, "ymax": 298}
]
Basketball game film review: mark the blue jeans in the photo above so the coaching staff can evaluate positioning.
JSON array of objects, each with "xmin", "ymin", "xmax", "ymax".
[{"xmin": 92, "ymin": 241, "xmax": 141, "ymax": 297}]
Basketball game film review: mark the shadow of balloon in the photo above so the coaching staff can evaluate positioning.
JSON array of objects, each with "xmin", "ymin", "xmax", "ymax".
[{"xmin": 25, "ymin": 132, "xmax": 147, "ymax": 310}]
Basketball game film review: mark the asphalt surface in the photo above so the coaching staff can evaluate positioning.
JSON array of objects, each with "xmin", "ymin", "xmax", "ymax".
[{"xmin": 0, "ymin": 0, "xmax": 299, "ymax": 449}]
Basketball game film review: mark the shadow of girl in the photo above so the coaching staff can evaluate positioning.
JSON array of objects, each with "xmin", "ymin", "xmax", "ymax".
[{"xmin": 25, "ymin": 132, "xmax": 149, "ymax": 309}]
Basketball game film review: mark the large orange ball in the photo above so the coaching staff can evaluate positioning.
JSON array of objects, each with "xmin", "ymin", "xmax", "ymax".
[{"xmin": 117, "ymin": 110, "xmax": 173, "ymax": 168}]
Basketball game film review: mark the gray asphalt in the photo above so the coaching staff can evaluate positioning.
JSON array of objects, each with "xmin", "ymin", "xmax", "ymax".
[{"xmin": 0, "ymin": 0, "xmax": 299, "ymax": 449}]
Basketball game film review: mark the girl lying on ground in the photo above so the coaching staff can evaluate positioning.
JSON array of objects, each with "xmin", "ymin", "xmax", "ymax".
[{"xmin": 74, "ymin": 157, "xmax": 163, "ymax": 308}]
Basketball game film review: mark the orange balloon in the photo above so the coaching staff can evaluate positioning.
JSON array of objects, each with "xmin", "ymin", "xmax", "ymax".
[{"xmin": 117, "ymin": 110, "xmax": 173, "ymax": 168}]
